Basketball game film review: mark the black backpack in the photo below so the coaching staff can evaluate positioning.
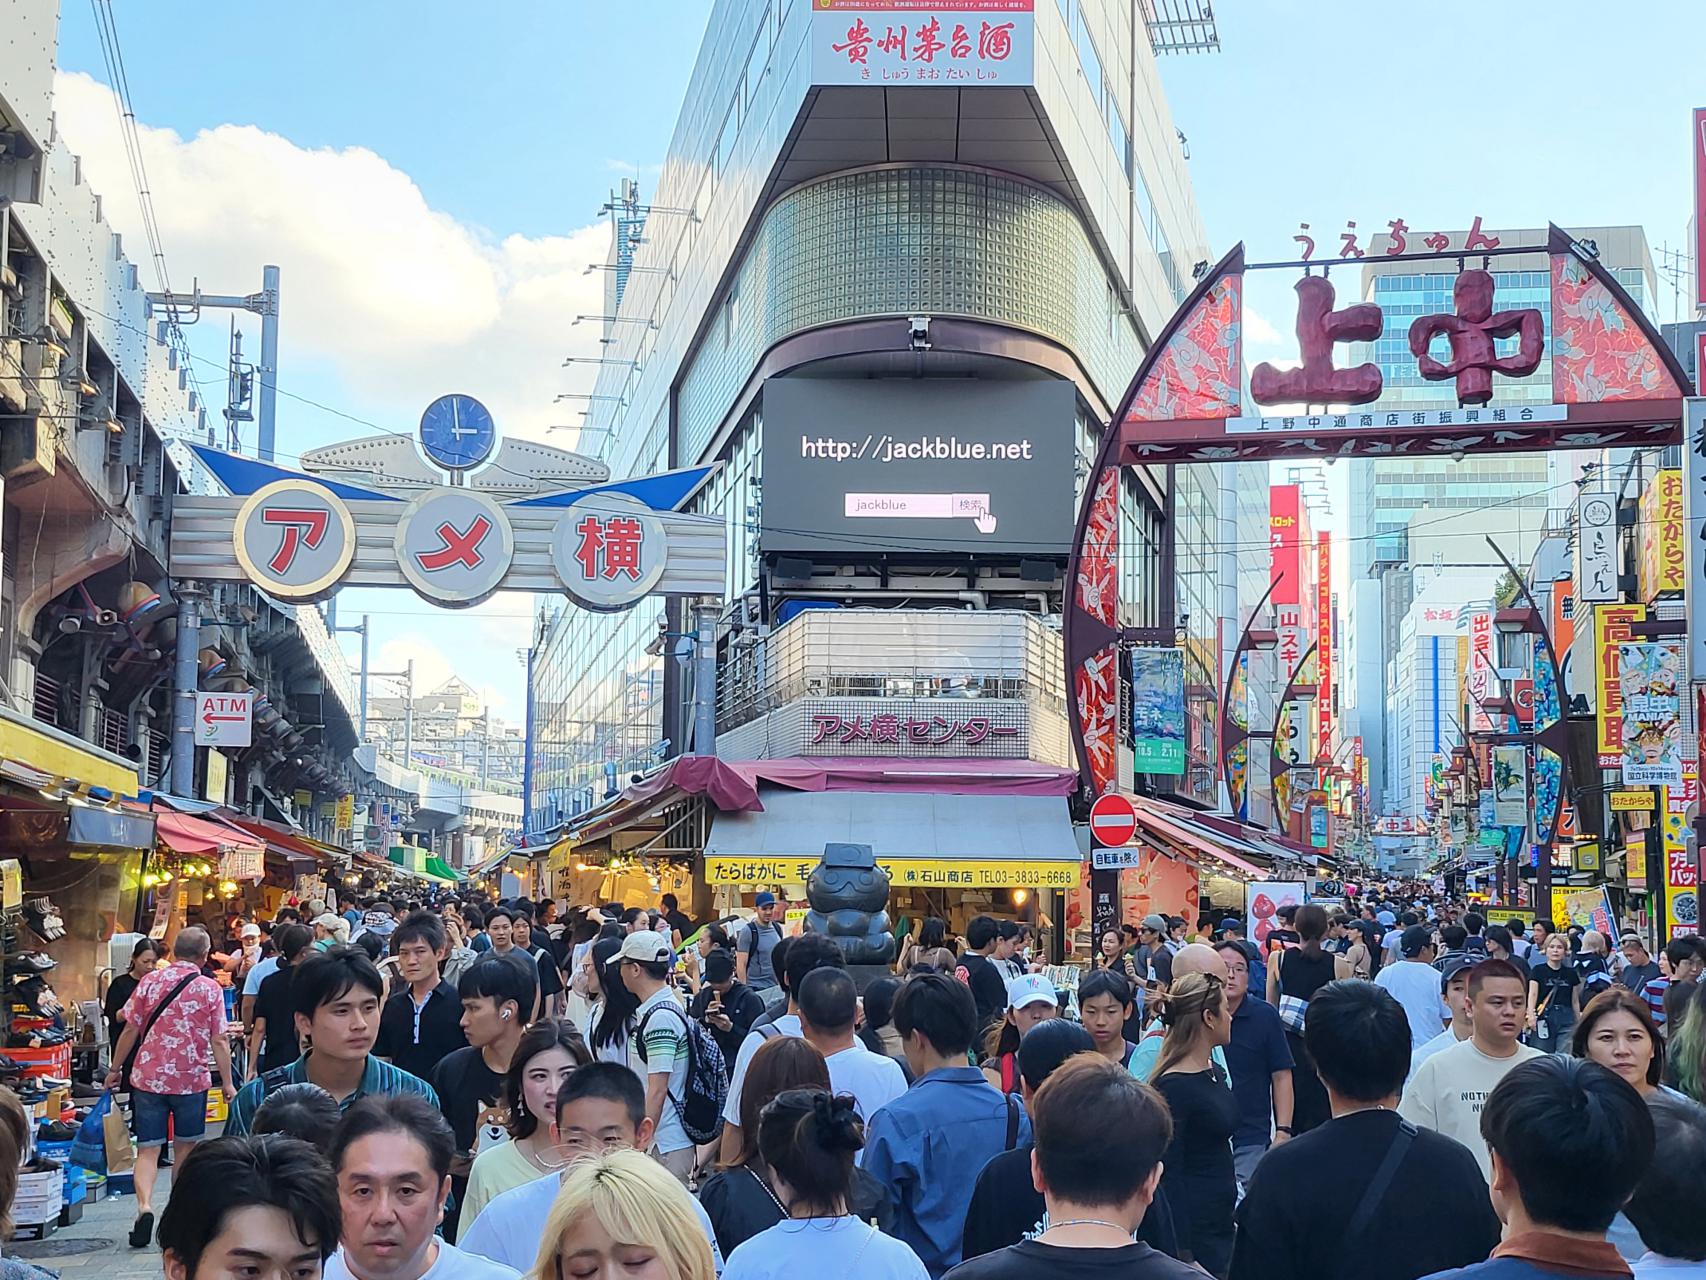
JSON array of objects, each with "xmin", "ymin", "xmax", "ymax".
[{"xmin": 636, "ymin": 1000, "xmax": 727, "ymax": 1144}]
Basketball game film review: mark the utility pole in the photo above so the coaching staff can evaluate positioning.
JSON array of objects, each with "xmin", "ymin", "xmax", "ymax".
[
  {"xmin": 146, "ymin": 265, "xmax": 281, "ymax": 460},
  {"xmin": 403, "ymin": 659, "xmax": 414, "ymax": 766},
  {"xmin": 480, "ymin": 706, "xmax": 490, "ymax": 788},
  {"xmin": 169, "ymin": 582, "xmax": 204, "ymax": 794},
  {"xmin": 331, "ymin": 614, "xmax": 370, "ymax": 740},
  {"xmin": 693, "ymin": 602, "xmax": 718, "ymax": 756}
]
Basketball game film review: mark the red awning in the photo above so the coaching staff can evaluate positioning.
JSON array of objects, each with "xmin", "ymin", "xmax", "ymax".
[
  {"xmin": 152, "ymin": 810, "xmax": 264, "ymax": 858},
  {"xmin": 219, "ymin": 815, "xmax": 335, "ymax": 863},
  {"xmin": 1130, "ymin": 798, "xmax": 1269, "ymax": 881},
  {"xmin": 569, "ymin": 755, "xmax": 1079, "ymax": 844}
]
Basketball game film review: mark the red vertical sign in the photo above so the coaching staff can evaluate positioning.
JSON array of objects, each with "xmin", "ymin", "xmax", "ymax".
[
  {"xmin": 1696, "ymin": 109, "xmax": 1706, "ymax": 311},
  {"xmin": 1270, "ymin": 486, "xmax": 1302, "ymax": 606},
  {"xmin": 1316, "ymin": 532, "xmax": 1332, "ymax": 759}
]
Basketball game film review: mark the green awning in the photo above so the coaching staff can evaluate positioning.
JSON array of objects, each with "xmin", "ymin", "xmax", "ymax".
[{"xmin": 425, "ymin": 855, "xmax": 463, "ymax": 882}]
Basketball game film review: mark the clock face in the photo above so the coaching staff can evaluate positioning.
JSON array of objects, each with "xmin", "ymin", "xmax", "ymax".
[{"xmin": 419, "ymin": 394, "xmax": 496, "ymax": 471}]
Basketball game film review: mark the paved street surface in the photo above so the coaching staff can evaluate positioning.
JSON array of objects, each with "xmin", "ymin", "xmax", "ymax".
[{"xmin": 5, "ymin": 1175, "xmax": 164, "ymax": 1279}]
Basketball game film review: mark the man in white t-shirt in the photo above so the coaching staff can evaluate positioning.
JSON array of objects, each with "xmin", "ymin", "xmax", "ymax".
[
  {"xmin": 1400, "ymin": 957, "xmax": 1541, "ymax": 1180},
  {"xmin": 717, "ymin": 934, "xmax": 846, "ymax": 1164},
  {"xmin": 615, "ymin": 930, "xmax": 696, "ymax": 1185},
  {"xmin": 324, "ymin": 1091, "xmax": 517, "ymax": 1280},
  {"xmin": 796, "ymin": 966, "xmax": 906, "ymax": 1120},
  {"xmin": 460, "ymin": 1062, "xmax": 724, "ymax": 1274},
  {"xmin": 1376, "ymin": 926, "xmax": 1448, "ymax": 1049}
]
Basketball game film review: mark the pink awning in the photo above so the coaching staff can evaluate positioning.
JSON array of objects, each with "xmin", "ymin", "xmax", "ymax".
[
  {"xmin": 569, "ymin": 756, "xmax": 1078, "ymax": 843},
  {"xmin": 1130, "ymin": 798, "xmax": 1269, "ymax": 881},
  {"xmin": 152, "ymin": 810, "xmax": 263, "ymax": 858}
]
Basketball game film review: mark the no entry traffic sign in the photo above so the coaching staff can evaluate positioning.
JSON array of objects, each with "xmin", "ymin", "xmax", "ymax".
[{"xmin": 1089, "ymin": 792, "xmax": 1138, "ymax": 847}]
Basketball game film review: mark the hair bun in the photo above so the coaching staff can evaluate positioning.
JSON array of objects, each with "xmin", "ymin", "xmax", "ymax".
[{"xmin": 810, "ymin": 1092, "xmax": 864, "ymax": 1152}]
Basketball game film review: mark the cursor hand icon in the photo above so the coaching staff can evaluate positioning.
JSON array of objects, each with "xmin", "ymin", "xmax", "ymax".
[{"xmin": 973, "ymin": 512, "xmax": 997, "ymax": 535}]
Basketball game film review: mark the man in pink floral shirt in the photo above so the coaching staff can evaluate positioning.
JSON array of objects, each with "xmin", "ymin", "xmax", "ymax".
[{"xmin": 103, "ymin": 925, "xmax": 238, "ymax": 1249}]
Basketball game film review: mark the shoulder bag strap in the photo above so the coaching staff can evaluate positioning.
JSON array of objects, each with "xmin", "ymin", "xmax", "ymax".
[
  {"xmin": 1339, "ymin": 1120, "xmax": 1415, "ymax": 1273},
  {"xmin": 135, "ymin": 971, "xmax": 201, "ymax": 1054},
  {"xmin": 1004, "ymin": 1091, "xmax": 1019, "ymax": 1151}
]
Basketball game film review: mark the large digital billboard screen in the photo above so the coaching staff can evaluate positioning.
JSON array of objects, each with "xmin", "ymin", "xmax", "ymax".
[{"xmin": 760, "ymin": 377, "xmax": 1076, "ymax": 558}]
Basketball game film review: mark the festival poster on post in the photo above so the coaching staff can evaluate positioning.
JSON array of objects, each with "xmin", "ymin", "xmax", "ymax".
[
  {"xmin": 1492, "ymin": 744, "xmax": 1528, "ymax": 826},
  {"xmin": 1128, "ymin": 648, "xmax": 1186, "ymax": 775},
  {"xmin": 1246, "ymin": 881, "xmax": 1305, "ymax": 952},
  {"xmin": 1551, "ymin": 886, "xmax": 1615, "ymax": 938},
  {"xmin": 1619, "ymin": 642, "xmax": 1683, "ymax": 787}
]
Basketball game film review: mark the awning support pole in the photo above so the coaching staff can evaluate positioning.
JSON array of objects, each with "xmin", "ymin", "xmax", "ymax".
[{"xmin": 170, "ymin": 581, "xmax": 204, "ymax": 795}]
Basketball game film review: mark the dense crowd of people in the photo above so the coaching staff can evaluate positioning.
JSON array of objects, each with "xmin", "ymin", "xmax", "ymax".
[{"xmin": 60, "ymin": 884, "xmax": 1706, "ymax": 1280}]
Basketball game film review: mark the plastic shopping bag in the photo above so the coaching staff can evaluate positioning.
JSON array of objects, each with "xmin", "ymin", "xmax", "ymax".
[{"xmin": 69, "ymin": 1090, "xmax": 110, "ymax": 1173}]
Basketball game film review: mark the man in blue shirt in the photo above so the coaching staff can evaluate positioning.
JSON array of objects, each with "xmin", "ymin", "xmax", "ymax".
[
  {"xmin": 863, "ymin": 972, "xmax": 1029, "ymax": 1278},
  {"xmin": 1213, "ymin": 940, "xmax": 1293, "ymax": 1185}
]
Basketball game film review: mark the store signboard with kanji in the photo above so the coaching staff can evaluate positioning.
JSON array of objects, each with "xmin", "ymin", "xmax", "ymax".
[
  {"xmin": 1618, "ymin": 642, "xmax": 1683, "ymax": 787},
  {"xmin": 169, "ymin": 404, "xmax": 725, "ymax": 613},
  {"xmin": 1637, "ymin": 469, "xmax": 1685, "ymax": 601},
  {"xmin": 810, "ymin": 0, "xmax": 1034, "ymax": 88},
  {"xmin": 1594, "ymin": 604, "xmax": 1647, "ymax": 766},
  {"xmin": 1576, "ymin": 491, "xmax": 1618, "ymax": 604}
]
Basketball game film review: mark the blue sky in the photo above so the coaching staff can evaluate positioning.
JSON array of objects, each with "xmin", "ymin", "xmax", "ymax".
[{"xmin": 47, "ymin": 0, "xmax": 1706, "ymax": 723}]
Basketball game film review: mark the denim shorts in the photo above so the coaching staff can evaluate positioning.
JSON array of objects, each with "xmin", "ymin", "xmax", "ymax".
[{"xmin": 131, "ymin": 1088, "xmax": 208, "ymax": 1148}]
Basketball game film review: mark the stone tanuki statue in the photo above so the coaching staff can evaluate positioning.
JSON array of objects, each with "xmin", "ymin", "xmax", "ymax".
[{"xmin": 803, "ymin": 842, "xmax": 897, "ymax": 966}]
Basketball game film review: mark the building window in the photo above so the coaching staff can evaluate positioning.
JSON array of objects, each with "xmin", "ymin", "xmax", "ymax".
[
  {"xmin": 744, "ymin": 14, "xmax": 770, "ymax": 113},
  {"xmin": 716, "ymin": 102, "xmax": 739, "ymax": 176}
]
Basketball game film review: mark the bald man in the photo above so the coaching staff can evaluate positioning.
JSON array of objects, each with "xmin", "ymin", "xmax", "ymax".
[{"xmin": 1125, "ymin": 940, "xmax": 1234, "ymax": 1086}]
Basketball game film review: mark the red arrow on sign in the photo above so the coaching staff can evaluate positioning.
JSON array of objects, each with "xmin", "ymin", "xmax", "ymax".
[
  {"xmin": 1088, "ymin": 793, "xmax": 1138, "ymax": 847},
  {"xmin": 202, "ymin": 710, "xmax": 247, "ymax": 727}
]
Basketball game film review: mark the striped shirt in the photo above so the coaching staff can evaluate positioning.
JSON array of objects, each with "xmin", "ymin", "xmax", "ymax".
[
  {"xmin": 1644, "ymin": 975, "xmax": 1672, "ymax": 1027},
  {"xmin": 224, "ymin": 1052, "xmax": 439, "ymax": 1137}
]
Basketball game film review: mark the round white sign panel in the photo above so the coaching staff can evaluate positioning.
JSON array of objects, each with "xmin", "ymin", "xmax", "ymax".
[
  {"xmin": 394, "ymin": 488, "xmax": 515, "ymax": 607},
  {"xmin": 552, "ymin": 492, "xmax": 668, "ymax": 612},
  {"xmin": 233, "ymin": 479, "xmax": 357, "ymax": 601}
]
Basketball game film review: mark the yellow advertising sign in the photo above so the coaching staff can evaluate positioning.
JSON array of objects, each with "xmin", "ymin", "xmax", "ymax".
[
  {"xmin": 335, "ymin": 794, "xmax": 355, "ymax": 831},
  {"xmin": 703, "ymin": 855, "xmax": 1083, "ymax": 889},
  {"xmin": 1611, "ymin": 789, "xmax": 1655, "ymax": 812},
  {"xmin": 1551, "ymin": 885, "xmax": 1615, "ymax": 934},
  {"xmin": 1573, "ymin": 842, "xmax": 1602, "ymax": 872},
  {"xmin": 203, "ymin": 749, "xmax": 228, "ymax": 804},
  {"xmin": 1638, "ymin": 469, "xmax": 1686, "ymax": 600},
  {"xmin": 1595, "ymin": 604, "xmax": 1647, "ymax": 762}
]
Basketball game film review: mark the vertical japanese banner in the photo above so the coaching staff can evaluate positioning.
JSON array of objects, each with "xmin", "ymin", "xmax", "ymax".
[
  {"xmin": 1637, "ymin": 470, "xmax": 1686, "ymax": 601},
  {"xmin": 1576, "ymin": 491, "xmax": 1618, "ymax": 604},
  {"xmin": 1269, "ymin": 486, "xmax": 1303, "ymax": 607},
  {"xmin": 1468, "ymin": 611, "xmax": 1494, "ymax": 731},
  {"xmin": 1619, "ymin": 642, "xmax": 1683, "ymax": 787},
  {"xmin": 1686, "ymin": 400, "xmax": 1706, "ymax": 682},
  {"xmin": 1594, "ymin": 604, "xmax": 1647, "ymax": 767},
  {"xmin": 1128, "ymin": 648, "xmax": 1186, "ymax": 775},
  {"xmin": 1492, "ymin": 744, "xmax": 1528, "ymax": 826},
  {"xmin": 810, "ymin": 0, "xmax": 1036, "ymax": 88},
  {"xmin": 1316, "ymin": 533, "xmax": 1333, "ymax": 758}
]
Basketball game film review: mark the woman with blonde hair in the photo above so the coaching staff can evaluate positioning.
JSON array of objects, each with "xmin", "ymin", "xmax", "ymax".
[
  {"xmin": 1148, "ymin": 972, "xmax": 1237, "ymax": 1278},
  {"xmin": 532, "ymin": 1147, "xmax": 715, "ymax": 1280}
]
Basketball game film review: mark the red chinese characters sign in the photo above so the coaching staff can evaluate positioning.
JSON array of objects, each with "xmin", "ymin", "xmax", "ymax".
[
  {"xmin": 812, "ymin": 0, "xmax": 1033, "ymax": 86},
  {"xmin": 1316, "ymin": 533, "xmax": 1333, "ymax": 757}
]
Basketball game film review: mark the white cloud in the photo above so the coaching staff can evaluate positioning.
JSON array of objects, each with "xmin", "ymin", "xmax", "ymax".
[
  {"xmin": 1244, "ymin": 304, "xmax": 1283, "ymax": 349},
  {"xmin": 51, "ymin": 70, "xmax": 614, "ymax": 446}
]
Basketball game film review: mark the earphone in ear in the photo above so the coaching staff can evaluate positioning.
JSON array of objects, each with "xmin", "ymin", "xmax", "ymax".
[{"xmin": 501, "ymin": 1009, "xmax": 511, "ymax": 1020}]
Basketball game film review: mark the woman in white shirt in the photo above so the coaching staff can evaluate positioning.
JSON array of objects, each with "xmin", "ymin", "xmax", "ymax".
[{"xmin": 721, "ymin": 1088, "xmax": 928, "ymax": 1280}]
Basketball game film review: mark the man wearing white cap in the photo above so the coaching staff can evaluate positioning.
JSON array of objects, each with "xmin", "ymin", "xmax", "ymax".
[{"xmin": 615, "ymin": 929, "xmax": 698, "ymax": 1185}]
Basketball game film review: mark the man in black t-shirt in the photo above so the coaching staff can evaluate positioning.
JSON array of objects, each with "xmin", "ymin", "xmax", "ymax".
[
  {"xmin": 946, "ymin": 1052, "xmax": 1194, "ymax": 1280},
  {"xmin": 659, "ymin": 892, "xmax": 693, "ymax": 946},
  {"xmin": 957, "ymin": 915, "xmax": 1010, "ymax": 1050},
  {"xmin": 1230, "ymin": 981, "xmax": 1499, "ymax": 1280},
  {"xmin": 248, "ymin": 923, "xmax": 312, "ymax": 1076},
  {"xmin": 374, "ymin": 911, "xmax": 467, "ymax": 1083},
  {"xmin": 432, "ymin": 951, "xmax": 535, "ymax": 1240}
]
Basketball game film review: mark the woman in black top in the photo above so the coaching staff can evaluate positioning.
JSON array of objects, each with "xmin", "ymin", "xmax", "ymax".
[
  {"xmin": 1148, "ymin": 972, "xmax": 1237, "ymax": 1279},
  {"xmin": 1267, "ymin": 903, "xmax": 1336, "ymax": 1133},
  {"xmin": 1527, "ymin": 931, "xmax": 1581, "ymax": 1052},
  {"xmin": 698, "ymin": 1035, "xmax": 888, "ymax": 1257},
  {"xmin": 103, "ymin": 938, "xmax": 159, "ymax": 1048}
]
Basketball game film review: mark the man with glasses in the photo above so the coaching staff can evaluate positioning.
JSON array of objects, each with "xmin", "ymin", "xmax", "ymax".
[
  {"xmin": 1212, "ymin": 939, "xmax": 1294, "ymax": 1186},
  {"xmin": 458, "ymin": 1062, "xmax": 725, "ymax": 1274}
]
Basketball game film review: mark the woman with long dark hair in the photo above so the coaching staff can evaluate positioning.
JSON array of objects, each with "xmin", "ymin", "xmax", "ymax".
[
  {"xmin": 1267, "ymin": 903, "xmax": 1334, "ymax": 1132},
  {"xmin": 721, "ymin": 1088, "xmax": 927, "ymax": 1279},
  {"xmin": 857, "ymin": 976, "xmax": 912, "ymax": 1080},
  {"xmin": 699, "ymin": 1037, "xmax": 889, "ymax": 1258},
  {"xmin": 897, "ymin": 917, "xmax": 948, "ymax": 973},
  {"xmin": 980, "ymin": 975, "xmax": 1059, "ymax": 1092},
  {"xmin": 1149, "ymin": 973, "xmax": 1237, "ymax": 1279},
  {"xmin": 588, "ymin": 935, "xmax": 641, "ymax": 1072}
]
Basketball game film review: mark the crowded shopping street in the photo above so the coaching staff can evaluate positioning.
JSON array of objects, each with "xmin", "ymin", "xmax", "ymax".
[{"xmin": 0, "ymin": 0, "xmax": 1704, "ymax": 1277}]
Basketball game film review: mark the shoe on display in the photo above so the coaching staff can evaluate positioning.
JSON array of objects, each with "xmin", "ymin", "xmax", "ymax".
[
  {"xmin": 5, "ymin": 953, "xmax": 56, "ymax": 974},
  {"xmin": 20, "ymin": 900, "xmax": 64, "ymax": 943}
]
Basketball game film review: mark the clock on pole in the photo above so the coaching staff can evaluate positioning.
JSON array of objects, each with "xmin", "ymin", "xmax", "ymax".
[{"xmin": 419, "ymin": 393, "xmax": 497, "ymax": 473}]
